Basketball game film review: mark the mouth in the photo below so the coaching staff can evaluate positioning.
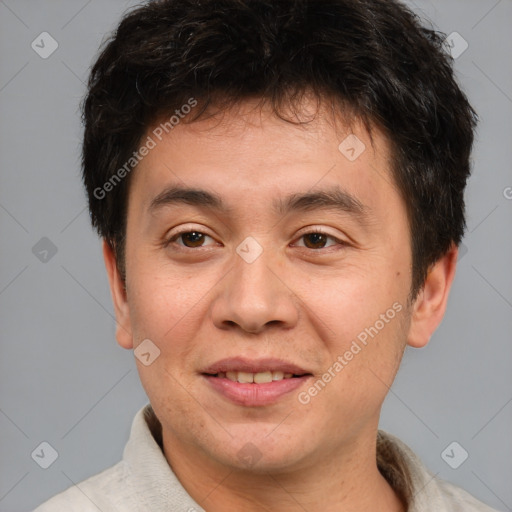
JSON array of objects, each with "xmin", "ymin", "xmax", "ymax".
[
  {"xmin": 205, "ymin": 370, "xmax": 305, "ymax": 383},
  {"xmin": 201, "ymin": 358, "xmax": 313, "ymax": 406}
]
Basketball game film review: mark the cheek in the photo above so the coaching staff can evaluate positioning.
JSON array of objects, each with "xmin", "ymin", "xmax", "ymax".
[
  {"xmin": 307, "ymin": 263, "xmax": 409, "ymax": 401},
  {"xmin": 306, "ymin": 303, "xmax": 408, "ymax": 437},
  {"xmin": 313, "ymin": 259, "xmax": 407, "ymax": 340},
  {"xmin": 127, "ymin": 264, "xmax": 208, "ymax": 343}
]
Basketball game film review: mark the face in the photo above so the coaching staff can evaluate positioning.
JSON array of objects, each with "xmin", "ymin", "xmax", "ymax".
[{"xmin": 109, "ymin": 98, "xmax": 424, "ymax": 473}]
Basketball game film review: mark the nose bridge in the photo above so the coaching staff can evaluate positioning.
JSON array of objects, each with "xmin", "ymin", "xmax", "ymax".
[
  {"xmin": 211, "ymin": 236, "xmax": 298, "ymax": 333},
  {"xmin": 235, "ymin": 240, "xmax": 278, "ymax": 301}
]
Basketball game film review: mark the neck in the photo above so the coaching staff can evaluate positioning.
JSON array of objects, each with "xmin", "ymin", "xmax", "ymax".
[{"xmin": 162, "ymin": 429, "xmax": 406, "ymax": 512}]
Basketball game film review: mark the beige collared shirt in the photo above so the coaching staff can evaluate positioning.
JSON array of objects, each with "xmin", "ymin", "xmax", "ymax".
[{"xmin": 34, "ymin": 404, "xmax": 499, "ymax": 511}]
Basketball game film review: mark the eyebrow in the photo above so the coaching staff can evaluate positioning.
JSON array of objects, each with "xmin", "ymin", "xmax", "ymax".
[
  {"xmin": 274, "ymin": 187, "xmax": 370, "ymax": 221},
  {"xmin": 149, "ymin": 184, "xmax": 371, "ymax": 222}
]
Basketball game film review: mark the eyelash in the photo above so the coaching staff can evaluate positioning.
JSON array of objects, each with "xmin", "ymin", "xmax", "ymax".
[{"xmin": 164, "ymin": 228, "xmax": 347, "ymax": 252}]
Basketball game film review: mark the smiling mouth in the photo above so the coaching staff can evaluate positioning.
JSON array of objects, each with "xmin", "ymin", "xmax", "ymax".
[
  {"xmin": 201, "ymin": 358, "xmax": 313, "ymax": 405},
  {"xmin": 204, "ymin": 370, "xmax": 309, "ymax": 383},
  {"xmin": 203, "ymin": 370, "xmax": 312, "ymax": 406}
]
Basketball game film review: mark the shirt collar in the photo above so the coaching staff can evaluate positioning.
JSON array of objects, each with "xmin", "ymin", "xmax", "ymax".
[
  {"xmin": 125, "ymin": 404, "xmax": 449, "ymax": 511},
  {"xmin": 123, "ymin": 404, "xmax": 205, "ymax": 511}
]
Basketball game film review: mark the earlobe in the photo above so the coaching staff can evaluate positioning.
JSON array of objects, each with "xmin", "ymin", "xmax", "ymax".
[
  {"xmin": 102, "ymin": 240, "xmax": 134, "ymax": 349},
  {"xmin": 406, "ymin": 243, "xmax": 459, "ymax": 348}
]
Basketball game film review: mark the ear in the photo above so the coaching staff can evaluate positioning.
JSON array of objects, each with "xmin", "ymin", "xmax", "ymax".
[
  {"xmin": 102, "ymin": 240, "xmax": 133, "ymax": 349},
  {"xmin": 407, "ymin": 243, "xmax": 459, "ymax": 348}
]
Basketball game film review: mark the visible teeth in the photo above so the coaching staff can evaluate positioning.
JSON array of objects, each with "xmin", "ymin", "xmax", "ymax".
[
  {"xmin": 226, "ymin": 371, "xmax": 238, "ymax": 381},
  {"xmin": 237, "ymin": 371, "xmax": 254, "ymax": 383},
  {"xmin": 221, "ymin": 370, "xmax": 296, "ymax": 383},
  {"xmin": 254, "ymin": 371, "xmax": 272, "ymax": 384}
]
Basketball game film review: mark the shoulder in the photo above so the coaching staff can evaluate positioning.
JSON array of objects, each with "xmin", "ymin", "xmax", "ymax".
[
  {"xmin": 33, "ymin": 461, "xmax": 133, "ymax": 512},
  {"xmin": 33, "ymin": 404, "xmax": 203, "ymax": 512},
  {"xmin": 377, "ymin": 430, "xmax": 500, "ymax": 512},
  {"xmin": 432, "ymin": 477, "xmax": 500, "ymax": 512}
]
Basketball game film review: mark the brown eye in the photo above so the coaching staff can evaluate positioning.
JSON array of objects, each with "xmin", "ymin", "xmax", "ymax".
[
  {"xmin": 302, "ymin": 233, "xmax": 330, "ymax": 249},
  {"xmin": 297, "ymin": 231, "xmax": 345, "ymax": 250},
  {"xmin": 171, "ymin": 231, "xmax": 210, "ymax": 248}
]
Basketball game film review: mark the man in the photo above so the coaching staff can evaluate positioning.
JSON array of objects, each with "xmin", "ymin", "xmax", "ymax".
[{"xmin": 35, "ymin": 0, "xmax": 498, "ymax": 510}]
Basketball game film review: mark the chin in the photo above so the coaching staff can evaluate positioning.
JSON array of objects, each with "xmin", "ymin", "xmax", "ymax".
[{"xmin": 207, "ymin": 428, "xmax": 312, "ymax": 473}]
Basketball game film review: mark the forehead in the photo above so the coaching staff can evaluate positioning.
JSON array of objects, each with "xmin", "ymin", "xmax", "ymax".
[{"xmin": 129, "ymin": 98, "xmax": 401, "ymax": 225}]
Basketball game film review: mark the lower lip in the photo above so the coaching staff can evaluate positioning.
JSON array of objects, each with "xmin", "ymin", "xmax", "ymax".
[{"xmin": 203, "ymin": 375, "xmax": 311, "ymax": 406}]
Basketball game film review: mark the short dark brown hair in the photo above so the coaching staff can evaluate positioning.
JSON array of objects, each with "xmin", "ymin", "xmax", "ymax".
[{"xmin": 82, "ymin": 0, "xmax": 477, "ymax": 300}]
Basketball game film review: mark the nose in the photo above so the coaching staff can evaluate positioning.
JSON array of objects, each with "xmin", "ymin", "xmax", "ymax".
[{"xmin": 210, "ymin": 243, "xmax": 299, "ymax": 335}]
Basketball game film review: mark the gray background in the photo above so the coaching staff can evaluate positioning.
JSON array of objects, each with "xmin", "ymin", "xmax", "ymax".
[{"xmin": 0, "ymin": 1, "xmax": 510, "ymax": 511}]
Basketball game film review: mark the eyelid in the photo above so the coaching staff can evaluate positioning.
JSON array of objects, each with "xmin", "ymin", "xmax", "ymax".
[
  {"xmin": 296, "ymin": 225, "xmax": 338, "ymax": 236},
  {"xmin": 163, "ymin": 225, "xmax": 348, "ymax": 250},
  {"xmin": 294, "ymin": 226, "xmax": 346, "ymax": 241},
  {"xmin": 166, "ymin": 223, "xmax": 213, "ymax": 237},
  {"xmin": 164, "ymin": 224, "xmax": 218, "ymax": 248}
]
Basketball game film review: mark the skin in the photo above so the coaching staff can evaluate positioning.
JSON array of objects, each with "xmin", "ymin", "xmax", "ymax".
[{"xmin": 104, "ymin": 97, "xmax": 458, "ymax": 511}]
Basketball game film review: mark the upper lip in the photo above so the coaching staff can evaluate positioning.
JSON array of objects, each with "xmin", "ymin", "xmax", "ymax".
[{"xmin": 202, "ymin": 357, "xmax": 311, "ymax": 375}]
